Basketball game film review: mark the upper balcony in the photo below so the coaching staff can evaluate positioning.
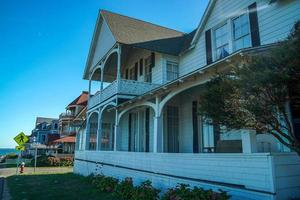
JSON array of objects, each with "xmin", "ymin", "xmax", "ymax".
[
  {"xmin": 86, "ymin": 44, "xmax": 161, "ymax": 109},
  {"xmin": 88, "ymin": 79, "xmax": 159, "ymax": 109},
  {"xmin": 59, "ymin": 112, "xmax": 75, "ymax": 121}
]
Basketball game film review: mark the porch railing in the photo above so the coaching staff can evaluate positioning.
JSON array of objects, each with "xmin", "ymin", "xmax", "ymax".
[{"xmin": 88, "ymin": 79, "xmax": 160, "ymax": 109}]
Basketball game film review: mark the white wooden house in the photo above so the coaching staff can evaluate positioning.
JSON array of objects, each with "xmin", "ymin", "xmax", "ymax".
[{"xmin": 74, "ymin": 1, "xmax": 300, "ymax": 199}]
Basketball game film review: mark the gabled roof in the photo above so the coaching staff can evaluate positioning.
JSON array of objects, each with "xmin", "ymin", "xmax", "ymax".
[
  {"xmin": 67, "ymin": 91, "xmax": 88, "ymax": 108},
  {"xmin": 52, "ymin": 136, "xmax": 76, "ymax": 144},
  {"xmin": 190, "ymin": 0, "xmax": 215, "ymax": 46},
  {"xmin": 101, "ymin": 10, "xmax": 185, "ymax": 44},
  {"xmin": 130, "ymin": 29, "xmax": 197, "ymax": 56},
  {"xmin": 35, "ymin": 117, "xmax": 58, "ymax": 126}
]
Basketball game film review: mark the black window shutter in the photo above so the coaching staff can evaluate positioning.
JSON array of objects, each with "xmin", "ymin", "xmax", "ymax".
[
  {"xmin": 192, "ymin": 101, "xmax": 199, "ymax": 153},
  {"xmin": 205, "ymin": 29, "xmax": 213, "ymax": 65},
  {"xmin": 139, "ymin": 59, "xmax": 143, "ymax": 76},
  {"xmin": 128, "ymin": 114, "xmax": 132, "ymax": 151},
  {"xmin": 249, "ymin": 2, "xmax": 261, "ymax": 47},
  {"xmin": 145, "ymin": 108, "xmax": 150, "ymax": 152},
  {"xmin": 125, "ymin": 69, "xmax": 129, "ymax": 79},
  {"xmin": 151, "ymin": 52, "xmax": 155, "ymax": 68},
  {"xmin": 134, "ymin": 62, "xmax": 138, "ymax": 80}
]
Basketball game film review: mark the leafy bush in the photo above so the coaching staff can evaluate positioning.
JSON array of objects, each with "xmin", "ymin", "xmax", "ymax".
[
  {"xmin": 88, "ymin": 175, "xmax": 230, "ymax": 200},
  {"xmin": 161, "ymin": 184, "xmax": 230, "ymax": 200},
  {"xmin": 60, "ymin": 157, "xmax": 73, "ymax": 167},
  {"xmin": 92, "ymin": 175, "xmax": 119, "ymax": 193},
  {"xmin": 113, "ymin": 177, "xmax": 135, "ymax": 200},
  {"xmin": 21, "ymin": 154, "xmax": 33, "ymax": 159},
  {"xmin": 133, "ymin": 180, "xmax": 160, "ymax": 200},
  {"xmin": 30, "ymin": 155, "xmax": 50, "ymax": 167},
  {"xmin": 6, "ymin": 153, "xmax": 18, "ymax": 159}
]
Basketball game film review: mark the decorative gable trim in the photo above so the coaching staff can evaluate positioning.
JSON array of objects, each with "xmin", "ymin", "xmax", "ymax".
[{"xmin": 190, "ymin": 0, "xmax": 216, "ymax": 46}]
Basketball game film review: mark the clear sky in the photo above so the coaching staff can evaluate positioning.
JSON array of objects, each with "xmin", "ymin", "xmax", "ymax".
[{"xmin": 0, "ymin": 0, "xmax": 208, "ymax": 148}]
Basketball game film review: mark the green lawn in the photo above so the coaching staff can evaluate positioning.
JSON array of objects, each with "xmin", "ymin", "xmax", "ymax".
[{"xmin": 7, "ymin": 172, "xmax": 116, "ymax": 200}]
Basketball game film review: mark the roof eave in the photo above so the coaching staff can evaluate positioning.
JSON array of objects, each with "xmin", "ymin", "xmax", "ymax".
[
  {"xmin": 190, "ymin": 0, "xmax": 215, "ymax": 46},
  {"xmin": 83, "ymin": 11, "xmax": 104, "ymax": 80}
]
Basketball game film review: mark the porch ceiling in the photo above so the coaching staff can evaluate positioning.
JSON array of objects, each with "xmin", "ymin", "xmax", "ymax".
[{"xmin": 115, "ymin": 44, "xmax": 278, "ymax": 111}]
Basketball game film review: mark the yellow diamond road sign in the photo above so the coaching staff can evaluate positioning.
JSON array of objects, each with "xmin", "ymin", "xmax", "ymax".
[
  {"xmin": 15, "ymin": 146, "xmax": 25, "ymax": 151},
  {"xmin": 14, "ymin": 132, "xmax": 29, "ymax": 146}
]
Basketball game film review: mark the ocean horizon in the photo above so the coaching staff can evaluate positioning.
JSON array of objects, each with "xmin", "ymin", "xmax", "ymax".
[{"xmin": 0, "ymin": 148, "xmax": 18, "ymax": 156}]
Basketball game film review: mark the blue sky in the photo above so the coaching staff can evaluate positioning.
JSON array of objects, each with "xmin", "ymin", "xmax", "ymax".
[{"xmin": 0, "ymin": 0, "xmax": 208, "ymax": 148}]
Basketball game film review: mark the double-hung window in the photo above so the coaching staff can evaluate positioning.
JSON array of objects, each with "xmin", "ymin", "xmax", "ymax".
[
  {"xmin": 214, "ymin": 23, "xmax": 229, "ymax": 60},
  {"xmin": 166, "ymin": 61, "xmax": 179, "ymax": 82},
  {"xmin": 144, "ymin": 56, "xmax": 152, "ymax": 83},
  {"xmin": 233, "ymin": 13, "xmax": 251, "ymax": 51}
]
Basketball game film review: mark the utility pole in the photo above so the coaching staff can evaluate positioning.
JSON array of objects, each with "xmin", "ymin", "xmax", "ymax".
[{"xmin": 33, "ymin": 136, "xmax": 37, "ymax": 173}]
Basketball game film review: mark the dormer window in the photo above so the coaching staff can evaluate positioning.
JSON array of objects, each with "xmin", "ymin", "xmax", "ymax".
[
  {"xmin": 233, "ymin": 13, "xmax": 251, "ymax": 51},
  {"xmin": 214, "ymin": 23, "xmax": 229, "ymax": 60}
]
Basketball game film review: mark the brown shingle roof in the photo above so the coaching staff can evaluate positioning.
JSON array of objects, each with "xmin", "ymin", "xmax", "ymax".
[
  {"xmin": 52, "ymin": 136, "xmax": 76, "ymax": 144},
  {"xmin": 101, "ymin": 10, "xmax": 185, "ymax": 44},
  {"xmin": 68, "ymin": 91, "xmax": 88, "ymax": 107}
]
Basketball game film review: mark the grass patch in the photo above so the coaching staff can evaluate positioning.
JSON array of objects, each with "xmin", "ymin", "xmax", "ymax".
[
  {"xmin": 0, "ymin": 164, "xmax": 17, "ymax": 168},
  {"xmin": 7, "ymin": 172, "xmax": 116, "ymax": 200}
]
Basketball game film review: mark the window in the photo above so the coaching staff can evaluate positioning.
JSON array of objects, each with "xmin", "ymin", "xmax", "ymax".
[
  {"xmin": 233, "ymin": 13, "xmax": 251, "ymax": 51},
  {"xmin": 125, "ymin": 69, "xmax": 129, "ymax": 79},
  {"xmin": 144, "ymin": 56, "xmax": 152, "ymax": 83},
  {"xmin": 166, "ymin": 61, "xmax": 179, "ymax": 81},
  {"xmin": 139, "ymin": 59, "xmax": 143, "ymax": 76},
  {"xmin": 166, "ymin": 106, "xmax": 179, "ymax": 153},
  {"xmin": 129, "ymin": 67, "xmax": 137, "ymax": 80},
  {"xmin": 214, "ymin": 23, "xmax": 229, "ymax": 60}
]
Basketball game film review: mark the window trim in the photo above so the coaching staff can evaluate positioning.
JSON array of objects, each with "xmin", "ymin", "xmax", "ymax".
[
  {"xmin": 231, "ymin": 10, "xmax": 252, "ymax": 52},
  {"xmin": 212, "ymin": 22, "xmax": 230, "ymax": 61},
  {"xmin": 166, "ymin": 60, "xmax": 179, "ymax": 82},
  {"xmin": 211, "ymin": 9, "xmax": 252, "ymax": 61}
]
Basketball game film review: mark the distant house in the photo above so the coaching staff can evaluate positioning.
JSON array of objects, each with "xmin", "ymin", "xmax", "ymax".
[
  {"xmin": 31, "ymin": 117, "xmax": 59, "ymax": 145},
  {"xmin": 56, "ymin": 91, "xmax": 88, "ymax": 154},
  {"xmin": 75, "ymin": 1, "xmax": 300, "ymax": 199}
]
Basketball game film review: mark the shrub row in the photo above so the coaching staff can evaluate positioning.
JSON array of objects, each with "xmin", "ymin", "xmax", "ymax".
[
  {"xmin": 30, "ymin": 155, "xmax": 73, "ymax": 167},
  {"xmin": 89, "ymin": 174, "xmax": 230, "ymax": 200}
]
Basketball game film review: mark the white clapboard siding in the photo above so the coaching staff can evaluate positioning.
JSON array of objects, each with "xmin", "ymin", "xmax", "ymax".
[
  {"xmin": 75, "ymin": 151, "xmax": 279, "ymax": 199},
  {"xmin": 273, "ymin": 153, "xmax": 300, "ymax": 200},
  {"xmin": 91, "ymin": 19, "xmax": 116, "ymax": 68},
  {"xmin": 179, "ymin": 0, "xmax": 300, "ymax": 77}
]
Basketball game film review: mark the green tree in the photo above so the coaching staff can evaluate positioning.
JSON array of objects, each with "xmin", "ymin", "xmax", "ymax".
[{"xmin": 199, "ymin": 22, "xmax": 300, "ymax": 155}]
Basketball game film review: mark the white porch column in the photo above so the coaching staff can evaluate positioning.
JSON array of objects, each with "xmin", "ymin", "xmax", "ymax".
[
  {"xmin": 116, "ymin": 45, "xmax": 122, "ymax": 86},
  {"xmin": 114, "ymin": 109, "xmax": 119, "ymax": 151},
  {"xmin": 96, "ymin": 108, "xmax": 102, "ymax": 151},
  {"xmin": 153, "ymin": 96, "xmax": 163, "ymax": 153},
  {"xmin": 85, "ymin": 116, "xmax": 90, "ymax": 151},
  {"xmin": 100, "ymin": 66, "xmax": 104, "ymax": 91},
  {"xmin": 153, "ymin": 116, "xmax": 163, "ymax": 153},
  {"xmin": 88, "ymin": 78, "xmax": 92, "ymax": 100},
  {"xmin": 242, "ymin": 129, "xmax": 257, "ymax": 153}
]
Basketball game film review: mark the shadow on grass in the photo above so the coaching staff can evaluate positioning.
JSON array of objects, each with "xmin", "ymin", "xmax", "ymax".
[{"xmin": 7, "ymin": 173, "xmax": 116, "ymax": 200}]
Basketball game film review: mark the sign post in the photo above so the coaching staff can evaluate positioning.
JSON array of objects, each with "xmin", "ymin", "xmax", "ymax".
[{"xmin": 14, "ymin": 132, "xmax": 29, "ymax": 175}]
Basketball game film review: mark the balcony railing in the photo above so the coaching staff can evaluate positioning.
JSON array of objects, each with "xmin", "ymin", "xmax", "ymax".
[
  {"xmin": 59, "ymin": 112, "xmax": 75, "ymax": 119},
  {"xmin": 88, "ymin": 79, "xmax": 160, "ymax": 109}
]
